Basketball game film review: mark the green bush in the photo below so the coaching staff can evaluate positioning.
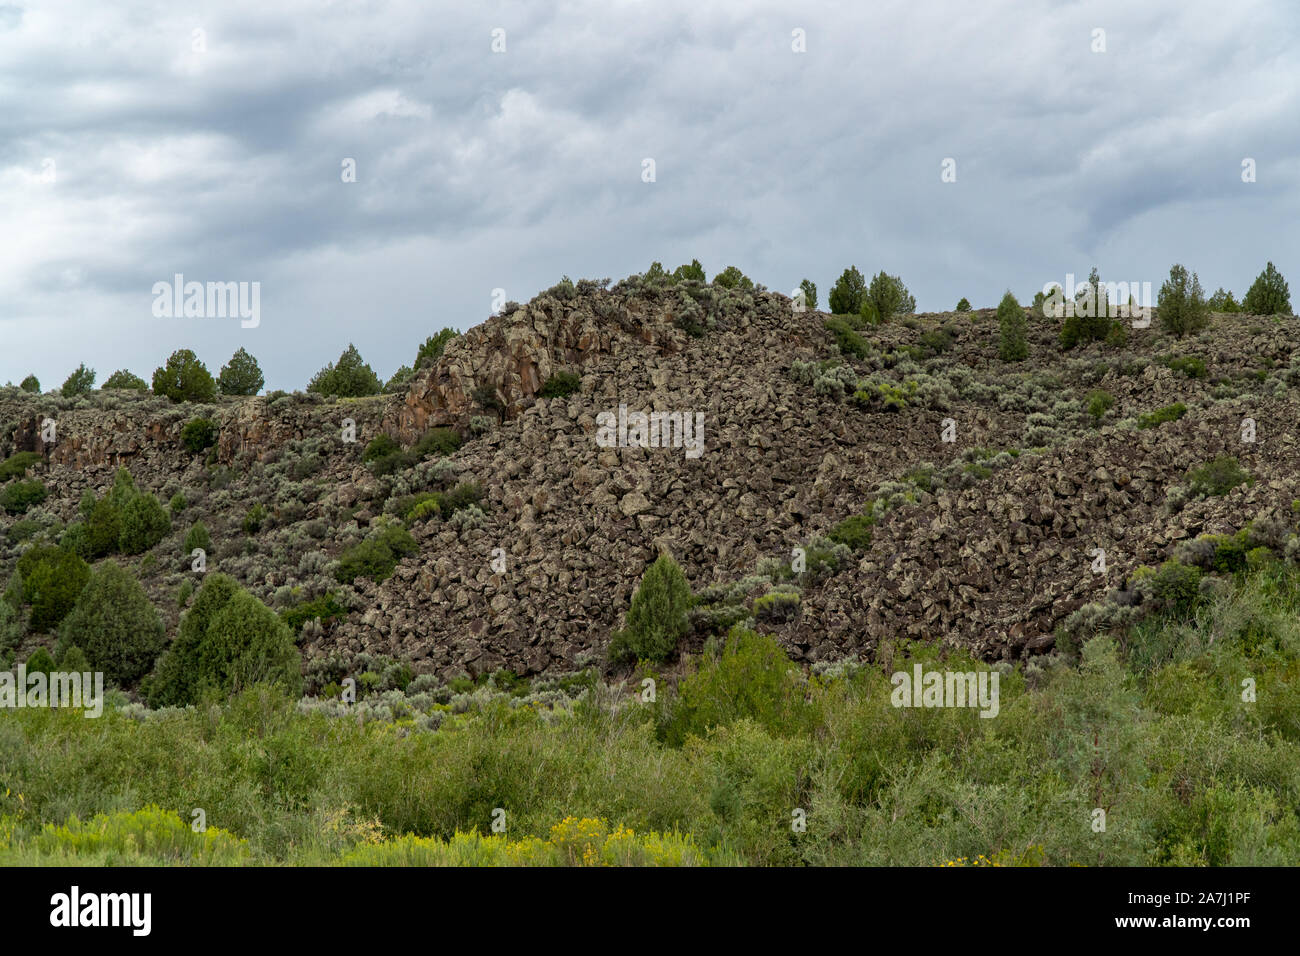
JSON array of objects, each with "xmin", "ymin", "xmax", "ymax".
[
  {"xmin": 413, "ymin": 427, "xmax": 461, "ymax": 458},
  {"xmin": 866, "ymin": 271, "xmax": 915, "ymax": 322},
  {"xmin": 1137, "ymin": 403, "xmax": 1187, "ymax": 429},
  {"xmin": 1157, "ymin": 264, "xmax": 1211, "ymax": 337},
  {"xmin": 59, "ymin": 562, "xmax": 165, "ymax": 685},
  {"xmin": 996, "ymin": 290, "xmax": 1028, "ymax": 361},
  {"xmin": 415, "ymin": 329, "xmax": 461, "ymax": 370},
  {"xmin": 118, "ymin": 492, "xmax": 171, "ymax": 555},
  {"xmin": 181, "ymin": 418, "xmax": 218, "ymax": 453},
  {"xmin": 828, "ymin": 266, "xmax": 868, "ymax": 315},
  {"xmin": 955, "ymin": 297, "xmax": 971, "ymax": 312},
  {"xmin": 1241, "ymin": 262, "xmax": 1291, "ymax": 316},
  {"xmin": 152, "ymin": 349, "xmax": 217, "ymax": 403},
  {"xmin": 184, "ymin": 522, "xmax": 211, "ymax": 554},
  {"xmin": 143, "ymin": 574, "xmax": 301, "ymax": 706},
  {"xmin": 799, "ymin": 278, "xmax": 818, "ymax": 311},
  {"xmin": 6, "ymin": 519, "xmax": 40, "ymax": 545},
  {"xmin": 102, "ymin": 369, "xmax": 148, "ymax": 390},
  {"xmin": 169, "ymin": 493, "xmax": 187, "ymax": 515},
  {"xmin": 61, "ymin": 363, "xmax": 95, "ymax": 398},
  {"xmin": 0, "ymin": 452, "xmax": 42, "ymax": 482},
  {"xmin": 308, "ymin": 344, "xmax": 382, "ymax": 397},
  {"xmin": 1, "ymin": 479, "xmax": 47, "ymax": 515},
  {"xmin": 1148, "ymin": 560, "xmax": 1203, "ymax": 616},
  {"xmin": 335, "ymin": 523, "xmax": 418, "ymax": 584},
  {"xmin": 362, "ymin": 434, "xmax": 401, "ymax": 463},
  {"xmin": 1086, "ymin": 390, "xmax": 1115, "ymax": 421},
  {"xmin": 282, "ymin": 592, "xmax": 348, "ymax": 633},
  {"xmin": 1163, "ymin": 355, "xmax": 1207, "ymax": 379},
  {"xmin": 243, "ymin": 503, "xmax": 267, "ymax": 534},
  {"xmin": 824, "ymin": 318, "xmax": 870, "ymax": 359},
  {"xmin": 712, "ymin": 266, "xmax": 754, "ymax": 290},
  {"xmin": 1207, "ymin": 288, "xmax": 1240, "ymax": 313},
  {"xmin": 19, "ymin": 374, "xmax": 39, "ymax": 393},
  {"xmin": 1186, "ymin": 455, "xmax": 1252, "ymax": 498},
  {"xmin": 25, "ymin": 646, "xmax": 56, "ymax": 676},
  {"xmin": 539, "ymin": 371, "xmax": 582, "ymax": 398},
  {"xmin": 828, "ymin": 513, "xmax": 874, "ymax": 551},
  {"xmin": 217, "ymin": 347, "xmax": 264, "ymax": 396},
  {"xmin": 674, "ymin": 259, "xmax": 707, "ymax": 283},
  {"xmin": 15, "ymin": 545, "xmax": 90, "ymax": 632},
  {"xmin": 607, "ymin": 554, "xmax": 693, "ymax": 664}
]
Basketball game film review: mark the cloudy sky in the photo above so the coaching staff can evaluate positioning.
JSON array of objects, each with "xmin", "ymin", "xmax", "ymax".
[{"xmin": 2, "ymin": 0, "xmax": 1298, "ymax": 392}]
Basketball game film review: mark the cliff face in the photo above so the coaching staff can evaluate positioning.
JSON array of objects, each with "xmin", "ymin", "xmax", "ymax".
[{"xmin": 3, "ymin": 279, "xmax": 1299, "ymax": 681}]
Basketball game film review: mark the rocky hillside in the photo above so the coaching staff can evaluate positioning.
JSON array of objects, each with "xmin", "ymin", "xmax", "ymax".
[{"xmin": 3, "ymin": 275, "xmax": 1299, "ymax": 683}]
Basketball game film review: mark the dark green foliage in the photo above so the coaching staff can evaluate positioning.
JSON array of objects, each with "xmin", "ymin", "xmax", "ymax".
[
  {"xmin": 1157, "ymin": 264, "xmax": 1211, "ymax": 338},
  {"xmin": 539, "ymin": 371, "xmax": 582, "ymax": 398},
  {"xmin": 866, "ymin": 271, "xmax": 916, "ymax": 322},
  {"xmin": 184, "ymin": 522, "xmax": 211, "ymax": 554},
  {"xmin": 918, "ymin": 327, "xmax": 956, "ymax": 355},
  {"xmin": 61, "ymin": 363, "xmax": 95, "ymax": 398},
  {"xmin": 673, "ymin": 260, "xmax": 706, "ymax": 283},
  {"xmin": 25, "ymin": 647, "xmax": 56, "ymax": 676},
  {"xmin": 1242, "ymin": 262, "xmax": 1291, "ymax": 315},
  {"xmin": 1086, "ymin": 390, "xmax": 1115, "ymax": 421},
  {"xmin": 1, "ymin": 480, "xmax": 47, "ymax": 515},
  {"xmin": 181, "ymin": 418, "xmax": 218, "ymax": 453},
  {"xmin": 1186, "ymin": 456, "xmax": 1252, "ymax": 498},
  {"xmin": 15, "ymin": 545, "xmax": 90, "ymax": 632},
  {"xmin": 307, "ymin": 344, "xmax": 382, "ymax": 398},
  {"xmin": 102, "ymin": 370, "xmax": 148, "ymax": 390},
  {"xmin": 362, "ymin": 434, "xmax": 401, "ymax": 463},
  {"xmin": 282, "ymin": 593, "xmax": 348, "ymax": 634},
  {"xmin": 1207, "ymin": 288, "xmax": 1240, "ymax": 313},
  {"xmin": 712, "ymin": 266, "xmax": 753, "ymax": 290},
  {"xmin": 1163, "ymin": 354, "xmax": 1207, "ymax": 379},
  {"xmin": 169, "ymin": 493, "xmax": 186, "ymax": 515},
  {"xmin": 6, "ymin": 520, "xmax": 40, "ymax": 545},
  {"xmin": 828, "ymin": 513, "xmax": 874, "ymax": 551},
  {"xmin": 152, "ymin": 350, "xmax": 217, "ymax": 403},
  {"xmin": 1149, "ymin": 560, "xmax": 1203, "ymax": 616},
  {"xmin": 19, "ymin": 374, "xmax": 39, "ymax": 393},
  {"xmin": 1138, "ymin": 403, "xmax": 1187, "ymax": 429},
  {"xmin": 413, "ymin": 428, "xmax": 461, "ymax": 458},
  {"xmin": 642, "ymin": 261, "xmax": 669, "ymax": 284},
  {"xmin": 472, "ymin": 384, "xmax": 503, "ymax": 416},
  {"xmin": 828, "ymin": 266, "xmax": 868, "ymax": 315},
  {"xmin": 243, "ymin": 503, "xmax": 267, "ymax": 535},
  {"xmin": 415, "ymin": 329, "xmax": 461, "ymax": 370},
  {"xmin": 217, "ymin": 347, "xmax": 265, "ymax": 396},
  {"xmin": 823, "ymin": 317, "xmax": 870, "ymax": 359},
  {"xmin": 59, "ymin": 562, "xmax": 164, "ymax": 685},
  {"xmin": 404, "ymin": 482, "xmax": 482, "ymax": 524},
  {"xmin": 335, "ymin": 523, "xmax": 418, "ymax": 584},
  {"xmin": 144, "ymin": 574, "xmax": 301, "ymax": 706},
  {"xmin": 997, "ymin": 290, "xmax": 1028, "ymax": 361},
  {"xmin": 0, "ymin": 452, "xmax": 42, "ymax": 482},
  {"xmin": 799, "ymin": 279, "xmax": 817, "ymax": 311},
  {"xmin": 955, "ymin": 297, "xmax": 971, "ymax": 312},
  {"xmin": 384, "ymin": 365, "xmax": 414, "ymax": 395},
  {"xmin": 58, "ymin": 644, "xmax": 88, "ymax": 672},
  {"xmin": 119, "ymin": 492, "xmax": 171, "ymax": 555},
  {"xmin": 606, "ymin": 554, "xmax": 693, "ymax": 664}
]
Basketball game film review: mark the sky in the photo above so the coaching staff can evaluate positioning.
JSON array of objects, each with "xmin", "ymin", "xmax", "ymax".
[{"xmin": 2, "ymin": 0, "xmax": 1298, "ymax": 392}]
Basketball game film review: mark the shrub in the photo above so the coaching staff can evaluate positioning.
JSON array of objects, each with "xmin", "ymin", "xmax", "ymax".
[
  {"xmin": 19, "ymin": 374, "xmax": 39, "ymax": 393},
  {"xmin": 866, "ymin": 271, "xmax": 915, "ymax": 322},
  {"xmin": 384, "ymin": 366, "xmax": 414, "ymax": 394},
  {"xmin": 362, "ymin": 434, "xmax": 401, "ymax": 464},
  {"xmin": 217, "ymin": 347, "xmax": 265, "ymax": 396},
  {"xmin": 606, "ymin": 554, "xmax": 693, "ymax": 664},
  {"xmin": 25, "ymin": 647, "xmax": 56, "ymax": 676},
  {"xmin": 1242, "ymin": 262, "xmax": 1291, "ymax": 316},
  {"xmin": 308, "ymin": 344, "xmax": 382, "ymax": 397},
  {"xmin": 415, "ymin": 328, "xmax": 461, "ymax": 369},
  {"xmin": 1157, "ymin": 264, "xmax": 1211, "ymax": 337},
  {"xmin": 828, "ymin": 513, "xmax": 874, "ymax": 551},
  {"xmin": 118, "ymin": 492, "xmax": 171, "ymax": 555},
  {"xmin": 1163, "ymin": 355, "xmax": 1207, "ymax": 379},
  {"xmin": 144, "ymin": 574, "xmax": 301, "ymax": 706},
  {"xmin": 169, "ymin": 493, "xmax": 187, "ymax": 515},
  {"xmin": 671, "ymin": 259, "xmax": 706, "ymax": 283},
  {"xmin": 752, "ymin": 589, "xmax": 800, "ymax": 625},
  {"xmin": 539, "ymin": 371, "xmax": 582, "ymax": 398},
  {"xmin": 799, "ymin": 278, "xmax": 818, "ymax": 311},
  {"xmin": 1149, "ymin": 561, "xmax": 1203, "ymax": 616},
  {"xmin": 15, "ymin": 545, "xmax": 90, "ymax": 632},
  {"xmin": 955, "ymin": 297, "xmax": 972, "ymax": 312},
  {"xmin": 413, "ymin": 427, "xmax": 461, "ymax": 458},
  {"xmin": 918, "ymin": 328, "xmax": 956, "ymax": 355},
  {"xmin": 1, "ymin": 479, "xmax": 47, "ymax": 515},
  {"xmin": 473, "ymin": 384, "xmax": 504, "ymax": 415},
  {"xmin": 828, "ymin": 266, "xmax": 868, "ymax": 315},
  {"xmin": 152, "ymin": 349, "xmax": 217, "ymax": 403},
  {"xmin": 1086, "ymin": 390, "xmax": 1115, "ymax": 421},
  {"xmin": 335, "ymin": 523, "xmax": 418, "ymax": 584},
  {"xmin": 1186, "ymin": 455, "xmax": 1252, "ymax": 498},
  {"xmin": 102, "ymin": 370, "xmax": 148, "ymax": 390},
  {"xmin": 1137, "ymin": 403, "xmax": 1186, "ymax": 429},
  {"xmin": 184, "ymin": 522, "xmax": 211, "ymax": 554},
  {"xmin": 181, "ymin": 418, "xmax": 218, "ymax": 453},
  {"xmin": 824, "ymin": 318, "xmax": 870, "ymax": 359},
  {"xmin": 243, "ymin": 503, "xmax": 267, "ymax": 534},
  {"xmin": 712, "ymin": 266, "xmax": 754, "ymax": 290},
  {"xmin": 1207, "ymin": 288, "xmax": 1240, "ymax": 313},
  {"xmin": 282, "ymin": 592, "xmax": 348, "ymax": 633},
  {"xmin": 7, "ymin": 519, "xmax": 40, "ymax": 545},
  {"xmin": 996, "ymin": 290, "xmax": 1028, "ymax": 361},
  {"xmin": 61, "ymin": 363, "xmax": 95, "ymax": 398},
  {"xmin": 0, "ymin": 452, "xmax": 42, "ymax": 482},
  {"xmin": 59, "ymin": 562, "xmax": 165, "ymax": 685}
]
